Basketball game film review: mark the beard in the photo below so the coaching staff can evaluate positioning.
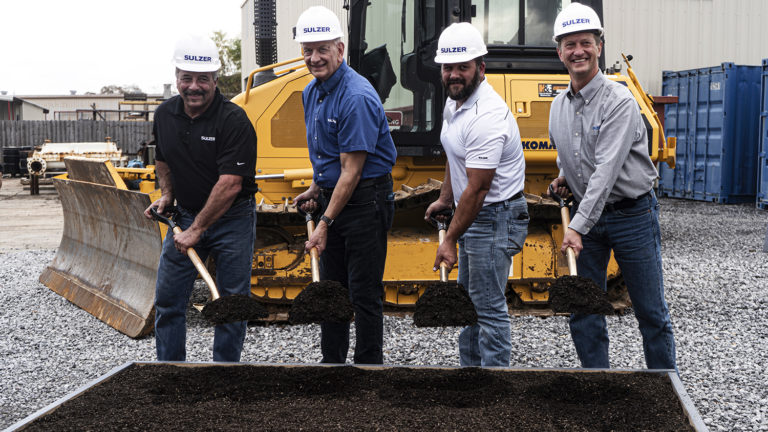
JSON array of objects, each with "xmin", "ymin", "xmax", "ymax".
[{"xmin": 443, "ymin": 67, "xmax": 482, "ymax": 102}]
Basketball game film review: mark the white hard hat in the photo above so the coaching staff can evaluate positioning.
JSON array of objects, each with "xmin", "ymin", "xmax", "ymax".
[
  {"xmin": 172, "ymin": 35, "xmax": 221, "ymax": 72},
  {"xmin": 434, "ymin": 22, "xmax": 488, "ymax": 64},
  {"xmin": 552, "ymin": 2, "xmax": 603, "ymax": 42},
  {"xmin": 294, "ymin": 6, "xmax": 344, "ymax": 43}
]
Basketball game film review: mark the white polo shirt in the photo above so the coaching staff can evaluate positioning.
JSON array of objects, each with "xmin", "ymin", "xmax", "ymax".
[{"xmin": 441, "ymin": 79, "xmax": 526, "ymax": 206}]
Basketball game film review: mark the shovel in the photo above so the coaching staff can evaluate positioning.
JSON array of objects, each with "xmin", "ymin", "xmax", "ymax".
[
  {"xmin": 413, "ymin": 209, "xmax": 477, "ymax": 327},
  {"xmin": 547, "ymin": 186, "xmax": 613, "ymax": 315},
  {"xmin": 150, "ymin": 207, "xmax": 268, "ymax": 325},
  {"xmin": 288, "ymin": 204, "xmax": 353, "ymax": 324}
]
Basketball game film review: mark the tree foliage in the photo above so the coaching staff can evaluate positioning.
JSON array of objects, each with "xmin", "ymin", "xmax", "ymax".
[
  {"xmin": 211, "ymin": 31, "xmax": 242, "ymax": 99},
  {"xmin": 100, "ymin": 84, "xmax": 143, "ymax": 95}
]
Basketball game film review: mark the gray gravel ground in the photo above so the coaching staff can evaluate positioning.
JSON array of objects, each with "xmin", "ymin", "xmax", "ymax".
[{"xmin": 1, "ymin": 198, "xmax": 767, "ymax": 430}]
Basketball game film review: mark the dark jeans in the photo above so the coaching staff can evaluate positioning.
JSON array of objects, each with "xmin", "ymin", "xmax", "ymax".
[
  {"xmin": 154, "ymin": 198, "xmax": 256, "ymax": 362},
  {"xmin": 570, "ymin": 190, "xmax": 677, "ymax": 370},
  {"xmin": 317, "ymin": 178, "xmax": 394, "ymax": 364}
]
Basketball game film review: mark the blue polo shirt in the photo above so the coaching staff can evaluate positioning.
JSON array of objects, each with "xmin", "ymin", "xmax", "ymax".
[{"xmin": 302, "ymin": 60, "xmax": 397, "ymax": 188}]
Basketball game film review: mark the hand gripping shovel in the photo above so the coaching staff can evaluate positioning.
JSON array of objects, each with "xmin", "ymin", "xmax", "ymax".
[
  {"xmin": 413, "ymin": 209, "xmax": 477, "ymax": 327},
  {"xmin": 288, "ymin": 204, "xmax": 353, "ymax": 324},
  {"xmin": 546, "ymin": 187, "xmax": 613, "ymax": 315},
  {"xmin": 150, "ymin": 207, "xmax": 268, "ymax": 325}
]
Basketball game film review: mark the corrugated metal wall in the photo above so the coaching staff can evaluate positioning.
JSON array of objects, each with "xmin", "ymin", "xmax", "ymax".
[
  {"xmin": 241, "ymin": 0, "xmax": 768, "ymax": 95},
  {"xmin": 604, "ymin": 0, "xmax": 768, "ymax": 94},
  {"xmin": 0, "ymin": 121, "xmax": 153, "ymax": 154}
]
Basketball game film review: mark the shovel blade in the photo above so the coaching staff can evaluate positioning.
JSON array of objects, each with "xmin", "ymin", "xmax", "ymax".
[{"xmin": 413, "ymin": 282, "xmax": 478, "ymax": 327}]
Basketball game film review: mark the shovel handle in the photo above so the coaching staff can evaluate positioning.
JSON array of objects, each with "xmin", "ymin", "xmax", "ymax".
[
  {"xmin": 306, "ymin": 219, "xmax": 321, "ymax": 283},
  {"xmin": 438, "ymin": 229, "xmax": 450, "ymax": 283},
  {"xmin": 560, "ymin": 206, "xmax": 578, "ymax": 276},
  {"xmin": 171, "ymin": 226, "xmax": 220, "ymax": 301}
]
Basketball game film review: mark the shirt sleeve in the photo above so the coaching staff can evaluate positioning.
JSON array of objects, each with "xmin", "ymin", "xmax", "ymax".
[
  {"xmin": 569, "ymin": 95, "xmax": 641, "ymax": 234},
  {"xmin": 216, "ymin": 111, "xmax": 257, "ymax": 178},
  {"xmin": 463, "ymin": 109, "xmax": 509, "ymax": 169},
  {"xmin": 337, "ymin": 94, "xmax": 383, "ymax": 154}
]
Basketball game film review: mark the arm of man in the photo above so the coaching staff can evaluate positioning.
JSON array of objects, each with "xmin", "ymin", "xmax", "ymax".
[
  {"xmin": 173, "ymin": 174, "xmax": 243, "ymax": 254},
  {"xmin": 433, "ymin": 167, "xmax": 494, "ymax": 271},
  {"xmin": 144, "ymin": 160, "xmax": 174, "ymax": 219},
  {"xmin": 305, "ymin": 150, "xmax": 367, "ymax": 255}
]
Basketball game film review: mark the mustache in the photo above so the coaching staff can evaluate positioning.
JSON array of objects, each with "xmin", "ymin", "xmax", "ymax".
[
  {"xmin": 446, "ymin": 78, "xmax": 465, "ymax": 85},
  {"xmin": 183, "ymin": 90, "xmax": 205, "ymax": 97}
]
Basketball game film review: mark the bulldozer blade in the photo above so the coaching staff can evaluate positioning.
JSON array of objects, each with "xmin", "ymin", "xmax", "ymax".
[{"xmin": 40, "ymin": 177, "xmax": 162, "ymax": 338}]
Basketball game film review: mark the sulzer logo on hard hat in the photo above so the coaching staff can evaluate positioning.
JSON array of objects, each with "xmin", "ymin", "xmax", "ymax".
[
  {"xmin": 184, "ymin": 55, "xmax": 213, "ymax": 62},
  {"xmin": 561, "ymin": 18, "xmax": 591, "ymax": 28},
  {"xmin": 303, "ymin": 26, "xmax": 331, "ymax": 34},
  {"xmin": 440, "ymin": 47, "xmax": 468, "ymax": 54}
]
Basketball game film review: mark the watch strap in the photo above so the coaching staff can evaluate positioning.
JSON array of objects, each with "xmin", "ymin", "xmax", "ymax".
[{"xmin": 320, "ymin": 215, "xmax": 334, "ymax": 227}]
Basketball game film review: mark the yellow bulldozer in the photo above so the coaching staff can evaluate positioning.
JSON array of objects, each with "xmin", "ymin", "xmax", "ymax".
[{"xmin": 40, "ymin": 0, "xmax": 676, "ymax": 338}]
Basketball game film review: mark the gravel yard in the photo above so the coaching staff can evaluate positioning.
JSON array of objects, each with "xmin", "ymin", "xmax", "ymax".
[{"xmin": 1, "ymin": 197, "xmax": 767, "ymax": 430}]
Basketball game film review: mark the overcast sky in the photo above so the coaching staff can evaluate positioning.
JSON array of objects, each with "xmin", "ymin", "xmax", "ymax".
[{"xmin": 0, "ymin": 0, "xmax": 244, "ymax": 96}]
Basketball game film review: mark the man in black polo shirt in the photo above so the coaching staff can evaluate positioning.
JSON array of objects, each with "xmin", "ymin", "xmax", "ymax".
[{"xmin": 143, "ymin": 34, "xmax": 257, "ymax": 362}]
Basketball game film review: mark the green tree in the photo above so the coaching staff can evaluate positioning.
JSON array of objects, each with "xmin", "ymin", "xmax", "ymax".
[
  {"xmin": 211, "ymin": 31, "xmax": 242, "ymax": 99},
  {"xmin": 100, "ymin": 84, "xmax": 143, "ymax": 95}
]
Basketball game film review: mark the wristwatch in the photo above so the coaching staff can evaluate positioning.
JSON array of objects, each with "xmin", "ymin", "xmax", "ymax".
[{"xmin": 320, "ymin": 215, "xmax": 334, "ymax": 227}]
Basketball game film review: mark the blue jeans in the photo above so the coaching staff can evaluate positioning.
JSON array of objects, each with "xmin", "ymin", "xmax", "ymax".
[
  {"xmin": 154, "ymin": 198, "xmax": 256, "ymax": 362},
  {"xmin": 457, "ymin": 196, "xmax": 528, "ymax": 367},
  {"xmin": 317, "ymin": 178, "xmax": 394, "ymax": 364},
  {"xmin": 570, "ymin": 190, "xmax": 677, "ymax": 370}
]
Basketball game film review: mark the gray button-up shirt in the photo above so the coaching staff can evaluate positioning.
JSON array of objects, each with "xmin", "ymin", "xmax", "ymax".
[{"xmin": 549, "ymin": 71, "xmax": 658, "ymax": 234}]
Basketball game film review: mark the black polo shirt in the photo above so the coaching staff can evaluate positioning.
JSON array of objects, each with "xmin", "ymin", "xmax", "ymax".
[{"xmin": 153, "ymin": 88, "xmax": 257, "ymax": 211}]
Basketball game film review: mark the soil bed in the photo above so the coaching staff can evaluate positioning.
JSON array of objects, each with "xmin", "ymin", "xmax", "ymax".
[
  {"xmin": 21, "ymin": 364, "xmax": 694, "ymax": 431},
  {"xmin": 549, "ymin": 275, "xmax": 614, "ymax": 315}
]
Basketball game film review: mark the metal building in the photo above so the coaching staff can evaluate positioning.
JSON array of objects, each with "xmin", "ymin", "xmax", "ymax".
[{"xmin": 240, "ymin": 0, "xmax": 768, "ymax": 95}]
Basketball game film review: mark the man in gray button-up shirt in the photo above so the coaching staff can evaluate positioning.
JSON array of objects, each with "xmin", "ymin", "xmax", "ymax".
[{"xmin": 547, "ymin": 2, "xmax": 676, "ymax": 371}]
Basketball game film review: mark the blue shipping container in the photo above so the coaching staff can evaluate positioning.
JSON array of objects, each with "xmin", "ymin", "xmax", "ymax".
[
  {"xmin": 658, "ymin": 63, "xmax": 762, "ymax": 203},
  {"xmin": 758, "ymin": 59, "xmax": 768, "ymax": 210}
]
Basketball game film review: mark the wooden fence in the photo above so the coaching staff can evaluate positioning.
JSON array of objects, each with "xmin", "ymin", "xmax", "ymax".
[{"xmin": 0, "ymin": 120, "xmax": 153, "ymax": 154}]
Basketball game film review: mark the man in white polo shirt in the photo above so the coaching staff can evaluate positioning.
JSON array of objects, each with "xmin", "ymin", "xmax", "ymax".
[{"xmin": 425, "ymin": 22, "xmax": 528, "ymax": 367}]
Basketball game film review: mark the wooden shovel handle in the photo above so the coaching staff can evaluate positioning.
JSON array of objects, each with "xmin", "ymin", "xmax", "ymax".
[
  {"xmin": 306, "ymin": 219, "xmax": 321, "ymax": 283},
  {"xmin": 438, "ymin": 229, "xmax": 450, "ymax": 282},
  {"xmin": 172, "ymin": 226, "xmax": 220, "ymax": 300},
  {"xmin": 559, "ymin": 206, "xmax": 578, "ymax": 276}
]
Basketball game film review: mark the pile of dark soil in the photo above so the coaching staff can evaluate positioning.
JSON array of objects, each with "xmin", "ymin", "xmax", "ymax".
[
  {"xmin": 413, "ymin": 282, "xmax": 478, "ymax": 327},
  {"xmin": 288, "ymin": 280, "xmax": 353, "ymax": 324},
  {"xmin": 200, "ymin": 295, "xmax": 268, "ymax": 325},
  {"xmin": 549, "ymin": 275, "xmax": 614, "ymax": 315},
  {"xmin": 23, "ymin": 364, "xmax": 694, "ymax": 431}
]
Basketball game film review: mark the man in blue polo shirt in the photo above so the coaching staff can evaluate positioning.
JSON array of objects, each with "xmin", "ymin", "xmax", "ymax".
[
  {"xmin": 293, "ymin": 6, "xmax": 397, "ymax": 364},
  {"xmin": 144, "ymin": 34, "xmax": 257, "ymax": 362}
]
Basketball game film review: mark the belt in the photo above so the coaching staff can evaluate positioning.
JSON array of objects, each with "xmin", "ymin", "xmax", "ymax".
[
  {"xmin": 488, "ymin": 191, "xmax": 524, "ymax": 206},
  {"xmin": 603, "ymin": 191, "xmax": 651, "ymax": 212},
  {"xmin": 320, "ymin": 173, "xmax": 392, "ymax": 195}
]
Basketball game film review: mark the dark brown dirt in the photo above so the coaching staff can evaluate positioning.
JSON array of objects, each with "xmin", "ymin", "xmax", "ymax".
[
  {"xmin": 22, "ymin": 364, "xmax": 694, "ymax": 431},
  {"xmin": 413, "ymin": 282, "xmax": 478, "ymax": 327},
  {"xmin": 549, "ymin": 275, "xmax": 615, "ymax": 315},
  {"xmin": 201, "ymin": 295, "xmax": 269, "ymax": 325},
  {"xmin": 288, "ymin": 280, "xmax": 354, "ymax": 324}
]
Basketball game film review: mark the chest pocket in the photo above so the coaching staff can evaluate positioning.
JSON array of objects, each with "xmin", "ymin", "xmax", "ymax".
[{"xmin": 325, "ymin": 117, "xmax": 339, "ymax": 136}]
